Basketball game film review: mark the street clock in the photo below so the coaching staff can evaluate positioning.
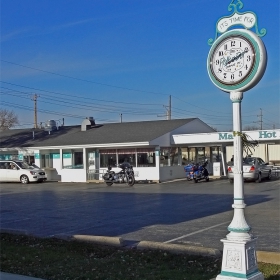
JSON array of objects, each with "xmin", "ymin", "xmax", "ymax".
[{"xmin": 207, "ymin": 29, "xmax": 267, "ymax": 93}]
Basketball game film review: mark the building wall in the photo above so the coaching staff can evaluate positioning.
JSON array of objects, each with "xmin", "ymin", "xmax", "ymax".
[
  {"xmin": 268, "ymin": 144, "xmax": 280, "ymax": 163},
  {"xmin": 226, "ymin": 144, "xmax": 268, "ymax": 162},
  {"xmin": 159, "ymin": 165, "xmax": 185, "ymax": 182}
]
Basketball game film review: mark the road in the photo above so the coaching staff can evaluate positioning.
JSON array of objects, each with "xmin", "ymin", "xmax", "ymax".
[{"xmin": 0, "ymin": 178, "xmax": 279, "ymax": 252}]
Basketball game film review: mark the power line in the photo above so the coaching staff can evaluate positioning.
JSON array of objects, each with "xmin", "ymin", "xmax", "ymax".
[
  {"xmin": 0, "ymin": 81, "xmax": 162, "ymax": 106},
  {"xmin": 1, "ymin": 60, "xmax": 169, "ymax": 96}
]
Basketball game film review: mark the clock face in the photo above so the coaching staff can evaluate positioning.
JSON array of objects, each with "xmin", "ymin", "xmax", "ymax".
[{"xmin": 210, "ymin": 35, "xmax": 256, "ymax": 85}]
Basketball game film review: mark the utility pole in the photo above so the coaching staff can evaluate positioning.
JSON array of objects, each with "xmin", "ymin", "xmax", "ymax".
[
  {"xmin": 31, "ymin": 94, "xmax": 39, "ymax": 128},
  {"xmin": 257, "ymin": 108, "xmax": 263, "ymax": 130},
  {"xmin": 157, "ymin": 95, "xmax": 171, "ymax": 120},
  {"xmin": 168, "ymin": 95, "xmax": 171, "ymax": 120}
]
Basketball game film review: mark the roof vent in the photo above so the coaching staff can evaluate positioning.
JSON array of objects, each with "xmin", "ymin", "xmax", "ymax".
[
  {"xmin": 45, "ymin": 120, "xmax": 57, "ymax": 132},
  {"xmin": 81, "ymin": 117, "xmax": 96, "ymax": 131}
]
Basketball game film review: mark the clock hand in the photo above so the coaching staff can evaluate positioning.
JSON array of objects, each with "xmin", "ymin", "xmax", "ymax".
[{"xmin": 226, "ymin": 49, "xmax": 248, "ymax": 66}]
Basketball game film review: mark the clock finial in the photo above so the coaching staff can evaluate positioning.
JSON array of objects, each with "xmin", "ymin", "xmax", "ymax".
[{"xmin": 228, "ymin": 0, "xmax": 244, "ymax": 13}]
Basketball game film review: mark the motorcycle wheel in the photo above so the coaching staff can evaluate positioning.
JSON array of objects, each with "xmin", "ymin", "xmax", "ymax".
[
  {"xmin": 127, "ymin": 175, "xmax": 135, "ymax": 186},
  {"xmin": 206, "ymin": 177, "xmax": 209, "ymax": 182},
  {"xmin": 105, "ymin": 182, "xmax": 113, "ymax": 186},
  {"xmin": 194, "ymin": 179, "xmax": 198, "ymax": 183}
]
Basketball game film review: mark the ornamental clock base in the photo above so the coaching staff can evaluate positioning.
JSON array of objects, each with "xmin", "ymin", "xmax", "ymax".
[{"xmin": 216, "ymin": 238, "xmax": 264, "ymax": 280}]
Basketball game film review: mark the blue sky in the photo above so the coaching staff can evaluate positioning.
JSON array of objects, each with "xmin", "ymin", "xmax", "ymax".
[{"xmin": 1, "ymin": 0, "xmax": 279, "ymax": 131}]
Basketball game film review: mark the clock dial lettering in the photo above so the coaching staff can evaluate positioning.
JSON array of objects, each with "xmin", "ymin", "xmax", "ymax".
[{"xmin": 209, "ymin": 34, "xmax": 256, "ymax": 86}]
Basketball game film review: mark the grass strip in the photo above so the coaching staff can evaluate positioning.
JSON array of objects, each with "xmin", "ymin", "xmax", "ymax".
[{"xmin": 1, "ymin": 233, "xmax": 279, "ymax": 280}]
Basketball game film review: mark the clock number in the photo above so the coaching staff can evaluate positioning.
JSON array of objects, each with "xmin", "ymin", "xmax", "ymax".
[
  {"xmin": 231, "ymin": 41, "xmax": 235, "ymax": 47},
  {"xmin": 240, "ymin": 41, "xmax": 242, "ymax": 47},
  {"xmin": 231, "ymin": 74, "xmax": 234, "ymax": 80},
  {"xmin": 224, "ymin": 44, "xmax": 227, "ymax": 50},
  {"xmin": 247, "ymin": 56, "xmax": 251, "ymax": 62},
  {"xmin": 239, "ymin": 71, "xmax": 242, "ymax": 77},
  {"xmin": 215, "ymin": 59, "xmax": 220, "ymax": 65},
  {"xmin": 218, "ymin": 68, "xmax": 222, "ymax": 73},
  {"xmin": 245, "ymin": 65, "xmax": 248, "ymax": 70},
  {"xmin": 224, "ymin": 73, "xmax": 227, "ymax": 79},
  {"xmin": 219, "ymin": 51, "xmax": 223, "ymax": 56},
  {"xmin": 244, "ymin": 47, "xmax": 249, "ymax": 53}
]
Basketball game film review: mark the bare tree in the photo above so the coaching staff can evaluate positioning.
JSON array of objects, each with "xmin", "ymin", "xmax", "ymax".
[{"xmin": 0, "ymin": 109, "xmax": 19, "ymax": 130}]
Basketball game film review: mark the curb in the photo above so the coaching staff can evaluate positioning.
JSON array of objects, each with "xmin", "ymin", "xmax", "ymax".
[
  {"xmin": 257, "ymin": 251, "xmax": 280, "ymax": 265},
  {"xmin": 1, "ymin": 230, "xmax": 280, "ymax": 264},
  {"xmin": 72, "ymin": 234, "xmax": 124, "ymax": 247},
  {"xmin": 137, "ymin": 240, "xmax": 221, "ymax": 257}
]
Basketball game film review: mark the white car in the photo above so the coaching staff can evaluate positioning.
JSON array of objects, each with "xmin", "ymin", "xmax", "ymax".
[
  {"xmin": 0, "ymin": 160, "xmax": 47, "ymax": 184},
  {"xmin": 228, "ymin": 157, "xmax": 272, "ymax": 183}
]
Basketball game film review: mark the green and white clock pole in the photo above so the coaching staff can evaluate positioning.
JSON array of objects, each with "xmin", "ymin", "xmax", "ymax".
[{"xmin": 207, "ymin": 1, "xmax": 267, "ymax": 279}]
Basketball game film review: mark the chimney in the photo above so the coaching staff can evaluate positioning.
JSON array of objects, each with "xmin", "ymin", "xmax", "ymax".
[{"xmin": 81, "ymin": 117, "xmax": 95, "ymax": 131}]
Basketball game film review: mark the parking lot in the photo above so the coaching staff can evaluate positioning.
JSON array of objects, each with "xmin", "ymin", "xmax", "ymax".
[{"xmin": 0, "ymin": 178, "xmax": 279, "ymax": 252}]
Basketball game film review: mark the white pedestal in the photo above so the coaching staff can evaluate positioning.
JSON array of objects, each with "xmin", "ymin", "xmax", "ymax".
[{"xmin": 216, "ymin": 238, "xmax": 264, "ymax": 280}]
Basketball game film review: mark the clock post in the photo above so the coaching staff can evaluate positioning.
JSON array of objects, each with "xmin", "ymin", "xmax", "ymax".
[{"xmin": 207, "ymin": 1, "xmax": 267, "ymax": 280}]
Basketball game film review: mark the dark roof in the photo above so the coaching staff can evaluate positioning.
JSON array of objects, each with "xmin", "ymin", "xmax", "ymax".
[{"xmin": 0, "ymin": 118, "xmax": 198, "ymax": 148}]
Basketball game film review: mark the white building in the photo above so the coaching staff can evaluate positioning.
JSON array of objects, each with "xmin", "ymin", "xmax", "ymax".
[{"xmin": 0, "ymin": 118, "xmax": 279, "ymax": 183}]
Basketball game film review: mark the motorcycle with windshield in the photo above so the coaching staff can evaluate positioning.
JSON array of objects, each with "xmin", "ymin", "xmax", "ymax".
[
  {"xmin": 102, "ymin": 162, "xmax": 135, "ymax": 186},
  {"xmin": 193, "ymin": 159, "xmax": 209, "ymax": 183}
]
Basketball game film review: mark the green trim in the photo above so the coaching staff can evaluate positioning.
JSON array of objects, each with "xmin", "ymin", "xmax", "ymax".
[
  {"xmin": 228, "ymin": 226, "xmax": 251, "ymax": 232},
  {"xmin": 50, "ymin": 153, "xmax": 60, "ymax": 159},
  {"xmin": 207, "ymin": 29, "xmax": 261, "ymax": 92},
  {"xmin": 63, "ymin": 153, "xmax": 72, "ymax": 159},
  {"xmin": 220, "ymin": 269, "xmax": 260, "ymax": 278},
  {"xmin": 234, "ymin": 198, "xmax": 243, "ymax": 200}
]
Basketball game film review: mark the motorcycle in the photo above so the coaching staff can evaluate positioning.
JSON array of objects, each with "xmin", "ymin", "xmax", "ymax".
[
  {"xmin": 184, "ymin": 163, "xmax": 195, "ymax": 181},
  {"xmin": 193, "ymin": 160, "xmax": 209, "ymax": 183},
  {"xmin": 102, "ymin": 162, "xmax": 135, "ymax": 186}
]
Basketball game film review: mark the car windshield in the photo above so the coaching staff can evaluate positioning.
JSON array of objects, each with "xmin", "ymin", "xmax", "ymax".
[
  {"xmin": 243, "ymin": 158, "xmax": 255, "ymax": 165},
  {"xmin": 15, "ymin": 161, "xmax": 35, "ymax": 169}
]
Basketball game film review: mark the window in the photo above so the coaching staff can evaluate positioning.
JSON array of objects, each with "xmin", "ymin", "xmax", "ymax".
[
  {"xmin": 74, "ymin": 152, "xmax": 83, "ymax": 167},
  {"xmin": 118, "ymin": 149, "xmax": 136, "ymax": 166},
  {"xmin": 100, "ymin": 150, "xmax": 117, "ymax": 168},
  {"xmin": 160, "ymin": 148, "xmax": 179, "ymax": 166},
  {"xmin": 137, "ymin": 148, "xmax": 155, "ymax": 167},
  {"xmin": 62, "ymin": 149, "xmax": 83, "ymax": 169}
]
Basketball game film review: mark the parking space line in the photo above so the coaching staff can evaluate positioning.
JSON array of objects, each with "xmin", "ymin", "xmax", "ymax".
[{"xmin": 163, "ymin": 221, "xmax": 230, "ymax": 244}]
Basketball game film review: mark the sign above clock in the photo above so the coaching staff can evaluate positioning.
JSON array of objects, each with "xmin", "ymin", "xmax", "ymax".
[
  {"xmin": 208, "ymin": 0, "xmax": 266, "ymax": 46},
  {"xmin": 217, "ymin": 12, "xmax": 256, "ymax": 34}
]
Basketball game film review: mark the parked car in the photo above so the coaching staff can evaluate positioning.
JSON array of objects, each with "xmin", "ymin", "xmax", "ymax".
[
  {"xmin": 228, "ymin": 157, "xmax": 272, "ymax": 183},
  {"xmin": 0, "ymin": 160, "xmax": 47, "ymax": 184}
]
